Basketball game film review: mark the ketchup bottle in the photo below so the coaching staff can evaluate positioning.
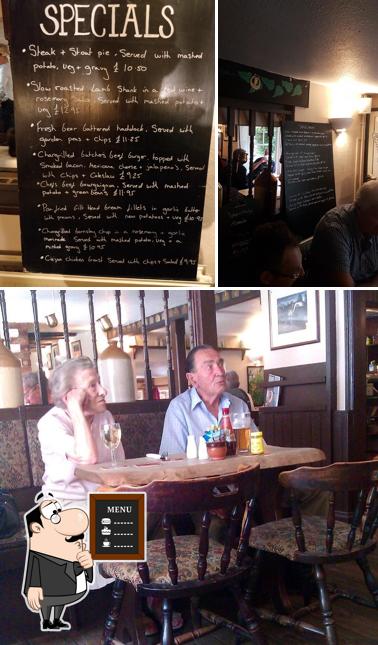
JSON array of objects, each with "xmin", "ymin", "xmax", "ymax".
[{"xmin": 220, "ymin": 405, "xmax": 236, "ymax": 456}]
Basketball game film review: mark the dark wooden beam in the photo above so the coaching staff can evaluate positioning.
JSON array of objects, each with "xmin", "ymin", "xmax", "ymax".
[
  {"xmin": 171, "ymin": 318, "xmax": 187, "ymax": 394},
  {"xmin": 188, "ymin": 291, "xmax": 218, "ymax": 348}
]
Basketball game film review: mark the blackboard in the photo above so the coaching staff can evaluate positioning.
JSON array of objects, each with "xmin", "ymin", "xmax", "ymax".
[
  {"xmin": 218, "ymin": 194, "xmax": 256, "ymax": 286},
  {"xmin": 89, "ymin": 492, "xmax": 146, "ymax": 561},
  {"xmin": 282, "ymin": 121, "xmax": 336, "ymax": 238},
  {"xmin": 9, "ymin": 0, "xmax": 214, "ymax": 280}
]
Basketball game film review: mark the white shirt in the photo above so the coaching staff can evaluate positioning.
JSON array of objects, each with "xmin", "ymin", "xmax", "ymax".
[{"xmin": 38, "ymin": 406, "xmax": 125, "ymax": 502}]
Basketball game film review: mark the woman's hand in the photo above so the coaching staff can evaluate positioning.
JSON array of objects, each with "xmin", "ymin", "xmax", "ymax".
[{"xmin": 63, "ymin": 388, "xmax": 87, "ymax": 415}]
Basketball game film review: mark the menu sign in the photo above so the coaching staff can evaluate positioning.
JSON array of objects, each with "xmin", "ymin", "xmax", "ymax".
[
  {"xmin": 9, "ymin": 0, "xmax": 214, "ymax": 280},
  {"xmin": 89, "ymin": 492, "xmax": 146, "ymax": 561},
  {"xmin": 282, "ymin": 121, "xmax": 336, "ymax": 238}
]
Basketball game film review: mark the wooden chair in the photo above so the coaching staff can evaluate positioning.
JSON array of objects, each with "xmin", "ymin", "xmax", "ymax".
[
  {"xmin": 248, "ymin": 460, "xmax": 378, "ymax": 645},
  {"xmin": 101, "ymin": 465, "xmax": 267, "ymax": 645}
]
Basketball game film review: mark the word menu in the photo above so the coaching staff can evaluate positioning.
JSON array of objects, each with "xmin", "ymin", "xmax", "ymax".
[{"xmin": 10, "ymin": 0, "xmax": 214, "ymax": 280}]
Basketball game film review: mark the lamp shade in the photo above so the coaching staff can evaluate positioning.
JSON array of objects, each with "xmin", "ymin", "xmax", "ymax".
[
  {"xmin": 329, "ymin": 117, "xmax": 353, "ymax": 132},
  {"xmin": 98, "ymin": 341, "xmax": 135, "ymax": 403},
  {"xmin": 0, "ymin": 339, "xmax": 23, "ymax": 408}
]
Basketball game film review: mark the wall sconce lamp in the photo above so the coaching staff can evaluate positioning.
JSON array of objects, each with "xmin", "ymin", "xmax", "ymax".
[
  {"xmin": 329, "ymin": 117, "xmax": 353, "ymax": 134},
  {"xmin": 45, "ymin": 313, "xmax": 58, "ymax": 328},
  {"xmin": 97, "ymin": 314, "xmax": 113, "ymax": 332}
]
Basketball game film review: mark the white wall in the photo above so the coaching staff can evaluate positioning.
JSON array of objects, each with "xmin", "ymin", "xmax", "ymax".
[{"xmin": 335, "ymin": 290, "xmax": 346, "ymax": 410}]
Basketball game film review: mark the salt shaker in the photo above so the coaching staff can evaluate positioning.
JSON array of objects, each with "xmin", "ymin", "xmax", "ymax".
[
  {"xmin": 186, "ymin": 434, "xmax": 197, "ymax": 459},
  {"xmin": 198, "ymin": 436, "xmax": 208, "ymax": 460}
]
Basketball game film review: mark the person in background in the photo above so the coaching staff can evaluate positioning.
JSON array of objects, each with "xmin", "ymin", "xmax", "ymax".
[
  {"xmin": 251, "ymin": 220, "xmax": 304, "ymax": 286},
  {"xmin": 309, "ymin": 180, "xmax": 378, "ymax": 286},
  {"xmin": 251, "ymin": 147, "xmax": 276, "ymax": 181},
  {"xmin": 0, "ymin": 43, "xmax": 15, "ymax": 157},
  {"xmin": 225, "ymin": 370, "xmax": 254, "ymax": 413},
  {"xmin": 23, "ymin": 372, "xmax": 42, "ymax": 405},
  {"xmin": 160, "ymin": 345, "xmax": 249, "ymax": 455},
  {"xmin": 231, "ymin": 148, "xmax": 249, "ymax": 189}
]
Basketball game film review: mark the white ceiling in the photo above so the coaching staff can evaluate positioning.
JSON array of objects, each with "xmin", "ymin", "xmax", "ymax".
[
  {"xmin": 219, "ymin": 0, "xmax": 378, "ymax": 90},
  {"xmin": 1, "ymin": 289, "xmax": 261, "ymax": 340}
]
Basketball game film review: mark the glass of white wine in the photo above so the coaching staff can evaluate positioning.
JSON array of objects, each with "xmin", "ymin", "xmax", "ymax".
[{"xmin": 100, "ymin": 422, "xmax": 122, "ymax": 467}]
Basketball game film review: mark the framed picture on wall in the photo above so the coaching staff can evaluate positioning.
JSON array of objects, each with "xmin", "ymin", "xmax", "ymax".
[
  {"xmin": 269, "ymin": 289, "xmax": 320, "ymax": 350},
  {"xmin": 71, "ymin": 340, "xmax": 82, "ymax": 358},
  {"xmin": 265, "ymin": 373, "xmax": 282, "ymax": 407},
  {"xmin": 247, "ymin": 365, "xmax": 265, "ymax": 408}
]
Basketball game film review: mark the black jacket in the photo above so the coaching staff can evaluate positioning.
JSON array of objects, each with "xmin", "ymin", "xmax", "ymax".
[{"xmin": 24, "ymin": 550, "xmax": 93, "ymax": 597}]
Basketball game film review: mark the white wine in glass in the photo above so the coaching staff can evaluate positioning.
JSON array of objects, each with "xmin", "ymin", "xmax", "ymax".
[{"xmin": 100, "ymin": 423, "xmax": 121, "ymax": 467}]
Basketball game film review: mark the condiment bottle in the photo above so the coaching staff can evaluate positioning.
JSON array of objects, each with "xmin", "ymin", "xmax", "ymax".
[
  {"xmin": 198, "ymin": 436, "xmax": 208, "ymax": 460},
  {"xmin": 250, "ymin": 422, "xmax": 264, "ymax": 455},
  {"xmin": 186, "ymin": 434, "xmax": 197, "ymax": 459},
  {"xmin": 220, "ymin": 404, "xmax": 236, "ymax": 455}
]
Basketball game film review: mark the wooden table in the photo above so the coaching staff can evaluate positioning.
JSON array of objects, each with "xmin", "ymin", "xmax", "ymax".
[{"xmin": 75, "ymin": 444, "xmax": 326, "ymax": 490}]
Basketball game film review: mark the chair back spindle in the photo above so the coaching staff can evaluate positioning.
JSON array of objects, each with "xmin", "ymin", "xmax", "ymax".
[
  {"xmin": 163, "ymin": 513, "xmax": 178, "ymax": 585},
  {"xmin": 221, "ymin": 504, "xmax": 240, "ymax": 574},
  {"xmin": 291, "ymin": 490, "xmax": 306, "ymax": 552},
  {"xmin": 197, "ymin": 510, "xmax": 210, "ymax": 580},
  {"xmin": 326, "ymin": 492, "xmax": 335, "ymax": 553},
  {"xmin": 347, "ymin": 489, "xmax": 368, "ymax": 550}
]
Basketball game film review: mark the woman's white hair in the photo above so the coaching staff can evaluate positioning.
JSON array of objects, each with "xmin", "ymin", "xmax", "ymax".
[
  {"xmin": 49, "ymin": 356, "xmax": 94, "ymax": 407},
  {"xmin": 355, "ymin": 180, "xmax": 378, "ymax": 213}
]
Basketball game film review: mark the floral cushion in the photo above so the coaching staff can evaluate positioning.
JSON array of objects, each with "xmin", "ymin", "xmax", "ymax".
[
  {"xmin": 0, "ymin": 420, "xmax": 31, "ymax": 489},
  {"xmin": 102, "ymin": 535, "xmax": 242, "ymax": 588},
  {"xmin": 0, "ymin": 513, "xmax": 27, "ymax": 550},
  {"xmin": 26, "ymin": 420, "xmax": 44, "ymax": 487},
  {"xmin": 249, "ymin": 516, "xmax": 362, "ymax": 561},
  {"xmin": 113, "ymin": 412, "xmax": 166, "ymax": 459}
]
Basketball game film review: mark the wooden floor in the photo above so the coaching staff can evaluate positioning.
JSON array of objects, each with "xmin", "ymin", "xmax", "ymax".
[{"xmin": 3, "ymin": 551, "xmax": 378, "ymax": 645}]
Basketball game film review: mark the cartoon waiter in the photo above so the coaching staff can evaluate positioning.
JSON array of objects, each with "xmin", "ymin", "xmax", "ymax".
[{"xmin": 22, "ymin": 493, "xmax": 93, "ymax": 631}]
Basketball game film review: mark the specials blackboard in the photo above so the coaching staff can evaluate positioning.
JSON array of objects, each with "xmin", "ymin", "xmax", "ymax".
[
  {"xmin": 89, "ymin": 492, "xmax": 146, "ymax": 561},
  {"xmin": 8, "ymin": 0, "xmax": 214, "ymax": 280},
  {"xmin": 282, "ymin": 121, "xmax": 336, "ymax": 238}
]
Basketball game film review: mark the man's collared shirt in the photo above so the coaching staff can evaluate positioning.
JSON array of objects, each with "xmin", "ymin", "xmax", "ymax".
[
  {"xmin": 159, "ymin": 388, "xmax": 249, "ymax": 455},
  {"xmin": 309, "ymin": 203, "xmax": 378, "ymax": 284}
]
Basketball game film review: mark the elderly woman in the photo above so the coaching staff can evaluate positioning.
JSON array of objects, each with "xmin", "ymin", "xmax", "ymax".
[{"xmin": 38, "ymin": 357, "xmax": 125, "ymax": 506}]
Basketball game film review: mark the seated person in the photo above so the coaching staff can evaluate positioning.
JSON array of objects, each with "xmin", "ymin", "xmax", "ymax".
[
  {"xmin": 23, "ymin": 372, "xmax": 42, "ymax": 405},
  {"xmin": 251, "ymin": 147, "xmax": 276, "ymax": 181},
  {"xmin": 225, "ymin": 370, "xmax": 254, "ymax": 413},
  {"xmin": 251, "ymin": 221, "xmax": 304, "ymax": 286},
  {"xmin": 160, "ymin": 345, "xmax": 249, "ymax": 454},
  {"xmin": 309, "ymin": 180, "xmax": 378, "ymax": 286},
  {"xmin": 231, "ymin": 148, "xmax": 249, "ymax": 189},
  {"xmin": 38, "ymin": 357, "xmax": 124, "ymax": 589}
]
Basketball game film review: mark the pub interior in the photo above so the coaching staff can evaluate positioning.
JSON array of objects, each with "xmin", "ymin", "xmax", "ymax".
[
  {"xmin": 1, "ymin": 287, "xmax": 378, "ymax": 645},
  {"xmin": 218, "ymin": 0, "xmax": 378, "ymax": 288}
]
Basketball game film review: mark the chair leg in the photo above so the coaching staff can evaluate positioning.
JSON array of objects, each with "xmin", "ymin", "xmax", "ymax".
[
  {"xmin": 314, "ymin": 564, "xmax": 338, "ymax": 645},
  {"xmin": 161, "ymin": 598, "xmax": 175, "ymax": 645},
  {"xmin": 232, "ymin": 583, "xmax": 268, "ymax": 645},
  {"xmin": 356, "ymin": 555, "xmax": 378, "ymax": 607},
  {"xmin": 102, "ymin": 579, "xmax": 127, "ymax": 645},
  {"xmin": 190, "ymin": 595, "xmax": 202, "ymax": 629}
]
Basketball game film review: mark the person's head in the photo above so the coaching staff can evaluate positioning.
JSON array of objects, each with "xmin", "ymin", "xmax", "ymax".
[
  {"xmin": 25, "ymin": 494, "xmax": 88, "ymax": 562},
  {"xmin": 0, "ymin": 44, "xmax": 9, "ymax": 64},
  {"xmin": 225, "ymin": 370, "xmax": 239, "ymax": 389},
  {"xmin": 253, "ymin": 221, "xmax": 304, "ymax": 286},
  {"xmin": 49, "ymin": 357, "xmax": 107, "ymax": 415},
  {"xmin": 355, "ymin": 180, "xmax": 378, "ymax": 235},
  {"xmin": 185, "ymin": 345, "xmax": 226, "ymax": 401},
  {"xmin": 23, "ymin": 372, "xmax": 41, "ymax": 405},
  {"xmin": 232, "ymin": 148, "xmax": 248, "ymax": 166}
]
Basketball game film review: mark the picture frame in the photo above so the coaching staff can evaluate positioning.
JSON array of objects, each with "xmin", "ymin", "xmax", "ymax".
[
  {"xmin": 265, "ymin": 373, "xmax": 282, "ymax": 407},
  {"xmin": 71, "ymin": 339, "xmax": 82, "ymax": 358},
  {"xmin": 247, "ymin": 365, "xmax": 265, "ymax": 408},
  {"xmin": 269, "ymin": 289, "xmax": 320, "ymax": 350},
  {"xmin": 51, "ymin": 344, "xmax": 60, "ymax": 366},
  {"xmin": 46, "ymin": 352, "xmax": 52, "ymax": 370}
]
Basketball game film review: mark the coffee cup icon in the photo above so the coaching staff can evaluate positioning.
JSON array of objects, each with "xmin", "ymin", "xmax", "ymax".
[{"xmin": 102, "ymin": 538, "xmax": 111, "ymax": 547}]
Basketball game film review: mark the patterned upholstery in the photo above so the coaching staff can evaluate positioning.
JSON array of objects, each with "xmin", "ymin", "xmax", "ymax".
[
  {"xmin": 0, "ymin": 420, "xmax": 31, "ymax": 489},
  {"xmin": 102, "ymin": 534, "xmax": 241, "ymax": 587},
  {"xmin": 26, "ymin": 420, "xmax": 44, "ymax": 487},
  {"xmin": 249, "ymin": 516, "xmax": 362, "ymax": 561},
  {"xmin": 114, "ymin": 412, "xmax": 166, "ymax": 459}
]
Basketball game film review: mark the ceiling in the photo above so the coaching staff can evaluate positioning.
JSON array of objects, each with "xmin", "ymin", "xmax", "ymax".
[
  {"xmin": 219, "ymin": 0, "xmax": 378, "ymax": 90},
  {"xmin": 1, "ymin": 289, "xmax": 262, "ymax": 340}
]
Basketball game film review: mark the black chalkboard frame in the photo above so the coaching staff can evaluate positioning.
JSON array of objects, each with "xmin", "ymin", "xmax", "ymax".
[{"xmin": 89, "ymin": 492, "xmax": 146, "ymax": 562}]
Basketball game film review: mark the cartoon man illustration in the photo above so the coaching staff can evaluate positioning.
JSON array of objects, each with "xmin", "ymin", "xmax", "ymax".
[{"xmin": 22, "ymin": 494, "xmax": 93, "ymax": 631}]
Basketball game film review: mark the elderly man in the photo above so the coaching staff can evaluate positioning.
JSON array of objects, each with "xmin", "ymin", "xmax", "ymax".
[
  {"xmin": 309, "ymin": 180, "xmax": 378, "ymax": 286},
  {"xmin": 160, "ymin": 344, "xmax": 249, "ymax": 455}
]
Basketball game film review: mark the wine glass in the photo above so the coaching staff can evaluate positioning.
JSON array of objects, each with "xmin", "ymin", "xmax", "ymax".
[
  {"xmin": 100, "ymin": 423, "xmax": 121, "ymax": 467},
  {"xmin": 231, "ymin": 412, "xmax": 251, "ymax": 453}
]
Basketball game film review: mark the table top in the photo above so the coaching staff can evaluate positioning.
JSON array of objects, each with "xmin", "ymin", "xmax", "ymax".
[{"xmin": 75, "ymin": 445, "xmax": 326, "ymax": 488}]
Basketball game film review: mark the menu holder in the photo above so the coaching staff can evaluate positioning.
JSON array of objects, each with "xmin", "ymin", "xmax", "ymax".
[{"xmin": 9, "ymin": 0, "xmax": 214, "ymax": 280}]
